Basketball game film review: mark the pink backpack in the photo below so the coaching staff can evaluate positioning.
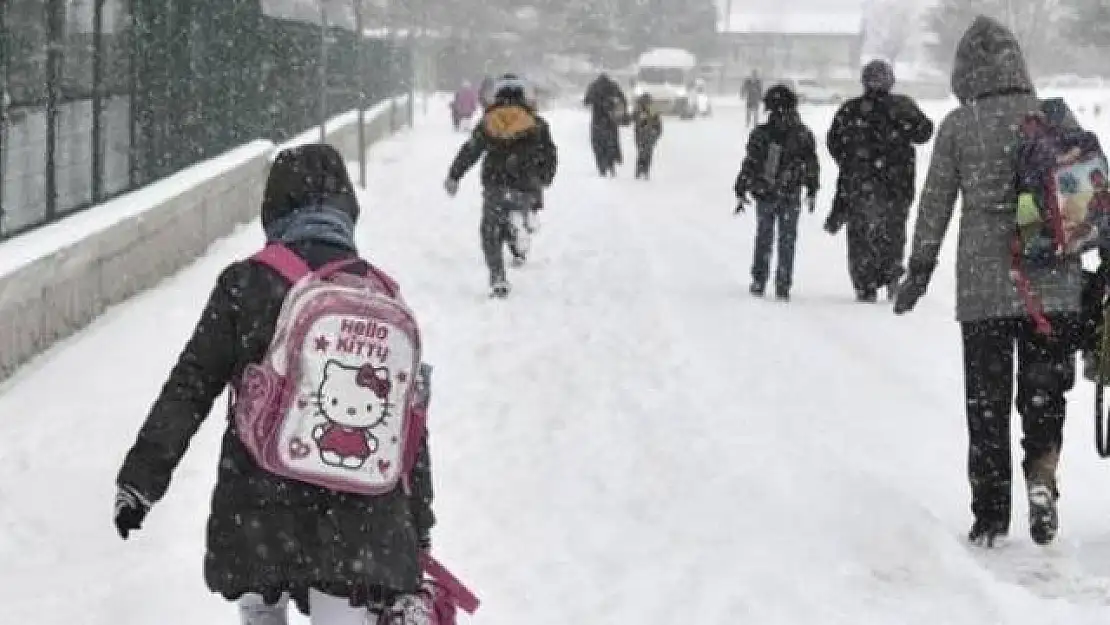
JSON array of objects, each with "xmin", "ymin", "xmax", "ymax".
[{"xmin": 234, "ymin": 244, "xmax": 425, "ymax": 496}]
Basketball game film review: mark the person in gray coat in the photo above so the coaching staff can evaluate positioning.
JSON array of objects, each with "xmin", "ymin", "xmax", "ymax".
[{"xmin": 893, "ymin": 16, "xmax": 1082, "ymax": 548}]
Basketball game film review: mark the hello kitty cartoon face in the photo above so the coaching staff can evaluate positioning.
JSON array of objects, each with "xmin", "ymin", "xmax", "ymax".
[{"xmin": 315, "ymin": 360, "xmax": 393, "ymax": 429}]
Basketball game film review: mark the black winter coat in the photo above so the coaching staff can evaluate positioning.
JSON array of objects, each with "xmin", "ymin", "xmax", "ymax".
[
  {"xmin": 735, "ymin": 112, "xmax": 820, "ymax": 203},
  {"xmin": 633, "ymin": 108, "xmax": 663, "ymax": 150},
  {"xmin": 117, "ymin": 145, "xmax": 434, "ymax": 615},
  {"xmin": 827, "ymin": 91, "xmax": 934, "ymax": 207},
  {"xmin": 448, "ymin": 103, "xmax": 557, "ymax": 194}
]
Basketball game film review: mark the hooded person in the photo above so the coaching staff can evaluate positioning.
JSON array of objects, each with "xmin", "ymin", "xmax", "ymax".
[
  {"xmin": 733, "ymin": 84, "xmax": 820, "ymax": 301},
  {"xmin": 583, "ymin": 72, "xmax": 628, "ymax": 176},
  {"xmin": 632, "ymin": 93, "xmax": 663, "ymax": 179},
  {"xmin": 114, "ymin": 144, "xmax": 437, "ymax": 624},
  {"xmin": 827, "ymin": 59, "xmax": 934, "ymax": 302},
  {"xmin": 445, "ymin": 74, "xmax": 558, "ymax": 297},
  {"xmin": 894, "ymin": 16, "xmax": 1082, "ymax": 548}
]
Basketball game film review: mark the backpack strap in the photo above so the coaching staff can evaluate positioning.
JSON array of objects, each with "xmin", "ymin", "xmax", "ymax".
[
  {"xmin": 252, "ymin": 244, "xmax": 311, "ymax": 284},
  {"xmin": 420, "ymin": 553, "xmax": 480, "ymax": 614}
]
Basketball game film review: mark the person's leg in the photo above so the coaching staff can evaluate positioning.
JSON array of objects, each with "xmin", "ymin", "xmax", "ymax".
[
  {"xmin": 240, "ymin": 594, "xmax": 291, "ymax": 625},
  {"xmin": 774, "ymin": 202, "xmax": 801, "ymax": 298},
  {"xmin": 480, "ymin": 195, "xmax": 507, "ymax": 287},
  {"xmin": 1016, "ymin": 316, "xmax": 1076, "ymax": 543},
  {"xmin": 846, "ymin": 211, "xmax": 874, "ymax": 300},
  {"xmin": 750, "ymin": 200, "xmax": 776, "ymax": 294},
  {"xmin": 962, "ymin": 318, "xmax": 1018, "ymax": 543},
  {"xmin": 308, "ymin": 590, "xmax": 372, "ymax": 625}
]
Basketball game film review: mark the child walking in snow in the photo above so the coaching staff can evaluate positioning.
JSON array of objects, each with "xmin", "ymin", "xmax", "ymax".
[
  {"xmin": 114, "ymin": 144, "xmax": 442, "ymax": 625},
  {"xmin": 632, "ymin": 93, "xmax": 663, "ymax": 180},
  {"xmin": 734, "ymin": 84, "xmax": 820, "ymax": 301}
]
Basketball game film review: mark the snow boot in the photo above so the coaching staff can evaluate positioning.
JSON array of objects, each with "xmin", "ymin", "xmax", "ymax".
[
  {"xmin": 1028, "ymin": 484, "xmax": 1058, "ymax": 545},
  {"xmin": 490, "ymin": 278, "xmax": 511, "ymax": 299},
  {"xmin": 856, "ymin": 288, "xmax": 877, "ymax": 303},
  {"xmin": 968, "ymin": 518, "xmax": 1008, "ymax": 548},
  {"xmin": 750, "ymin": 282, "xmax": 766, "ymax": 297},
  {"xmin": 776, "ymin": 287, "xmax": 790, "ymax": 302}
]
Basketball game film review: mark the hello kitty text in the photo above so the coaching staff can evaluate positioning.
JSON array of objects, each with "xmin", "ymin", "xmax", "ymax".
[{"xmin": 332, "ymin": 318, "xmax": 392, "ymax": 361}]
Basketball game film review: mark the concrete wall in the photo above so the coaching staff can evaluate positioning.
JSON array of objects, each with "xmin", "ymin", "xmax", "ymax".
[{"xmin": 0, "ymin": 97, "xmax": 408, "ymax": 382}]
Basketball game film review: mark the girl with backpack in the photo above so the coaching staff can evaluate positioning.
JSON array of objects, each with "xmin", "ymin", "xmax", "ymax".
[
  {"xmin": 113, "ymin": 145, "xmax": 462, "ymax": 624},
  {"xmin": 894, "ymin": 17, "xmax": 1082, "ymax": 548}
]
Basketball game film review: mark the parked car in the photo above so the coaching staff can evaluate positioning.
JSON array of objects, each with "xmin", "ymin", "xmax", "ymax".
[{"xmin": 794, "ymin": 79, "xmax": 842, "ymax": 105}]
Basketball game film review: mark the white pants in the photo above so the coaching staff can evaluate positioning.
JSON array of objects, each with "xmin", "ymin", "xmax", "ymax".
[{"xmin": 239, "ymin": 590, "xmax": 372, "ymax": 625}]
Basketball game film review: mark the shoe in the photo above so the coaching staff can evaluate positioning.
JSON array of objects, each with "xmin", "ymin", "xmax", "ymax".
[
  {"xmin": 511, "ymin": 253, "xmax": 527, "ymax": 268},
  {"xmin": 776, "ymin": 288, "xmax": 790, "ymax": 301},
  {"xmin": 1028, "ymin": 484, "xmax": 1058, "ymax": 545},
  {"xmin": 750, "ymin": 282, "xmax": 766, "ymax": 297},
  {"xmin": 856, "ymin": 289, "xmax": 877, "ymax": 303},
  {"xmin": 490, "ymin": 277, "xmax": 511, "ymax": 298},
  {"xmin": 968, "ymin": 518, "xmax": 1009, "ymax": 548}
]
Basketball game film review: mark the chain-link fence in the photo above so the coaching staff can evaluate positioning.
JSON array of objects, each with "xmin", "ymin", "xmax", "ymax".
[{"xmin": 0, "ymin": 0, "xmax": 411, "ymax": 239}]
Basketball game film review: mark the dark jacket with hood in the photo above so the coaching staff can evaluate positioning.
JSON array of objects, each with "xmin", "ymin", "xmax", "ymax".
[
  {"xmin": 116, "ymin": 144, "xmax": 434, "ymax": 614},
  {"xmin": 734, "ymin": 86, "xmax": 820, "ymax": 204},
  {"xmin": 633, "ymin": 98, "xmax": 663, "ymax": 150},
  {"xmin": 448, "ymin": 94, "xmax": 557, "ymax": 194},
  {"xmin": 906, "ymin": 16, "xmax": 1082, "ymax": 322},
  {"xmin": 827, "ymin": 85, "xmax": 934, "ymax": 208}
]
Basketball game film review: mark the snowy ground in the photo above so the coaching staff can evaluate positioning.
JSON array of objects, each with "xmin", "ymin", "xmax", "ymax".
[{"xmin": 5, "ymin": 98, "xmax": 1110, "ymax": 624}]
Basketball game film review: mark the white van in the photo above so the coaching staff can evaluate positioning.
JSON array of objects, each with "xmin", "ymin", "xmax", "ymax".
[{"xmin": 633, "ymin": 48, "xmax": 699, "ymax": 118}]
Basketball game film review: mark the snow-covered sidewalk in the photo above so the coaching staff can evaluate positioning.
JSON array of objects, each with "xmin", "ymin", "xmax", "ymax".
[{"xmin": 3, "ymin": 101, "xmax": 1110, "ymax": 624}]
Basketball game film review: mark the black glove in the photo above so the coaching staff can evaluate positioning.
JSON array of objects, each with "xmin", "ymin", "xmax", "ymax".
[
  {"xmin": 893, "ymin": 270, "xmax": 931, "ymax": 315},
  {"xmin": 114, "ymin": 484, "xmax": 151, "ymax": 540},
  {"xmin": 735, "ymin": 195, "xmax": 749, "ymax": 214}
]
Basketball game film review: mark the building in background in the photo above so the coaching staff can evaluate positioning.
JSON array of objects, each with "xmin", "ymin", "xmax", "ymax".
[{"xmin": 717, "ymin": 10, "xmax": 863, "ymax": 92}]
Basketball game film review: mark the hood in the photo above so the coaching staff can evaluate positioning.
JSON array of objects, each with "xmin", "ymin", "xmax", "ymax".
[
  {"xmin": 950, "ymin": 16, "xmax": 1034, "ymax": 103},
  {"xmin": 262, "ymin": 144, "xmax": 359, "ymax": 233},
  {"xmin": 483, "ymin": 105, "xmax": 538, "ymax": 140}
]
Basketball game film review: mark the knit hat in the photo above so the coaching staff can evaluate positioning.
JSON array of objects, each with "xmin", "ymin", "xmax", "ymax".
[{"xmin": 862, "ymin": 59, "xmax": 895, "ymax": 93}]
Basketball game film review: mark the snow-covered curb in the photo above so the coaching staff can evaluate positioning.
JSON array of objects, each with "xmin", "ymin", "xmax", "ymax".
[{"xmin": 0, "ymin": 97, "xmax": 410, "ymax": 381}]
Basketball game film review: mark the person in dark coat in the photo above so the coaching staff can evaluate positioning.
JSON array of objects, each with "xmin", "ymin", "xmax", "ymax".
[
  {"xmin": 734, "ymin": 84, "xmax": 820, "ymax": 301},
  {"xmin": 445, "ymin": 75, "xmax": 558, "ymax": 297},
  {"xmin": 583, "ymin": 72, "xmax": 628, "ymax": 177},
  {"xmin": 632, "ymin": 93, "xmax": 663, "ymax": 180},
  {"xmin": 894, "ymin": 16, "xmax": 1083, "ymax": 548},
  {"xmin": 114, "ymin": 144, "xmax": 435, "ymax": 622},
  {"xmin": 741, "ymin": 70, "xmax": 764, "ymax": 127},
  {"xmin": 827, "ymin": 59, "xmax": 934, "ymax": 302}
]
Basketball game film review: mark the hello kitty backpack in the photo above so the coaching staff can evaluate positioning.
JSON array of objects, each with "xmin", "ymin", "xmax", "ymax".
[{"xmin": 233, "ymin": 243, "xmax": 426, "ymax": 496}]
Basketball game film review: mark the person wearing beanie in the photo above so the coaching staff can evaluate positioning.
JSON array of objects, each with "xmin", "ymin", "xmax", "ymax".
[
  {"xmin": 827, "ymin": 58, "xmax": 934, "ymax": 302},
  {"xmin": 733, "ymin": 84, "xmax": 820, "ymax": 301}
]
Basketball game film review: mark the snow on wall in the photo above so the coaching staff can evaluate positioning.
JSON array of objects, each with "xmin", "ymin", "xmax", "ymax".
[{"xmin": 0, "ymin": 98, "xmax": 409, "ymax": 382}]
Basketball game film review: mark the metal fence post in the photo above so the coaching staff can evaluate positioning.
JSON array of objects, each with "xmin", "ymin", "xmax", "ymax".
[
  {"xmin": 319, "ymin": 5, "xmax": 329, "ymax": 144},
  {"xmin": 354, "ymin": 0, "xmax": 366, "ymax": 187},
  {"xmin": 0, "ymin": 0, "xmax": 8, "ymax": 235},
  {"xmin": 91, "ymin": 0, "xmax": 106, "ymax": 203},
  {"xmin": 44, "ymin": 0, "xmax": 63, "ymax": 221}
]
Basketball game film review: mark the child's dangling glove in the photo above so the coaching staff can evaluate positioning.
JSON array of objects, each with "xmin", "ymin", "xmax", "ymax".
[
  {"xmin": 806, "ymin": 194, "xmax": 817, "ymax": 214},
  {"xmin": 444, "ymin": 178, "xmax": 460, "ymax": 197},
  {"xmin": 114, "ymin": 484, "xmax": 151, "ymax": 540},
  {"xmin": 734, "ymin": 193, "xmax": 749, "ymax": 215}
]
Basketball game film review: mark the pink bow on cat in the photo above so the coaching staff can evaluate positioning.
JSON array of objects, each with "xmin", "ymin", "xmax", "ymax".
[{"xmin": 356, "ymin": 364, "xmax": 391, "ymax": 399}]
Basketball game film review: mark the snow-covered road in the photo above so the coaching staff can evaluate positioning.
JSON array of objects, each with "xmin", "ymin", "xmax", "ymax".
[{"xmin": 5, "ymin": 99, "xmax": 1110, "ymax": 624}]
